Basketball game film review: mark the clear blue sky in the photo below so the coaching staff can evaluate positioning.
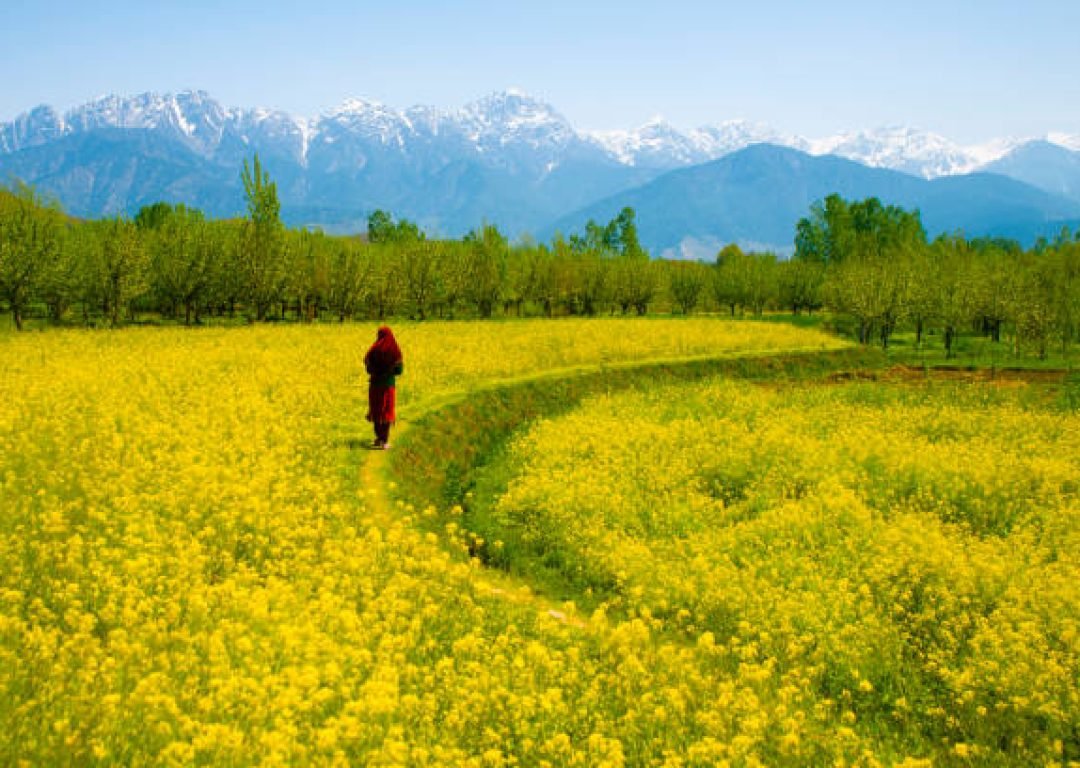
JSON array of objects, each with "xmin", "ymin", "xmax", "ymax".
[{"xmin": 3, "ymin": 0, "xmax": 1078, "ymax": 143}]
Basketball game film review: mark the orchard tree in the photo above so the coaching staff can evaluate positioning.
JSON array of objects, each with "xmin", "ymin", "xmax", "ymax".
[
  {"xmin": 239, "ymin": 154, "xmax": 284, "ymax": 321},
  {"xmin": 39, "ymin": 225, "xmax": 79, "ymax": 323},
  {"xmin": 434, "ymin": 241, "xmax": 472, "ymax": 318},
  {"xmin": 0, "ymin": 183, "xmax": 65, "ymax": 330},
  {"xmin": 203, "ymin": 220, "xmax": 244, "ymax": 318},
  {"xmin": 367, "ymin": 209, "xmax": 423, "ymax": 244},
  {"xmin": 284, "ymin": 229, "xmax": 334, "ymax": 322},
  {"xmin": 744, "ymin": 252, "xmax": 780, "ymax": 316},
  {"xmin": 400, "ymin": 240, "xmax": 440, "ymax": 320},
  {"xmin": 901, "ymin": 243, "xmax": 936, "ymax": 348},
  {"xmin": 713, "ymin": 243, "xmax": 749, "ymax": 315},
  {"xmin": 367, "ymin": 245, "xmax": 403, "ymax": 319},
  {"xmin": 929, "ymin": 235, "xmax": 978, "ymax": 358},
  {"xmin": 89, "ymin": 217, "xmax": 147, "ymax": 326},
  {"xmin": 326, "ymin": 239, "xmax": 373, "ymax": 322},
  {"xmin": 668, "ymin": 260, "xmax": 709, "ymax": 314},
  {"xmin": 794, "ymin": 194, "xmax": 857, "ymax": 264},
  {"xmin": 1047, "ymin": 236, "xmax": 1080, "ymax": 354},
  {"xmin": 464, "ymin": 224, "xmax": 508, "ymax": 317},
  {"xmin": 970, "ymin": 241, "xmax": 1015, "ymax": 344},
  {"xmin": 778, "ymin": 257, "xmax": 825, "ymax": 315},
  {"xmin": 143, "ymin": 204, "xmax": 213, "ymax": 324}
]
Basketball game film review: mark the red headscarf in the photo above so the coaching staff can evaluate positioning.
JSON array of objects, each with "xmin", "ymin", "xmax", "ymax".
[{"xmin": 365, "ymin": 325, "xmax": 402, "ymax": 376}]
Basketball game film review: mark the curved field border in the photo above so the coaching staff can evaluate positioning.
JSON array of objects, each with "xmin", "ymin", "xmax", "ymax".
[{"xmin": 379, "ymin": 347, "xmax": 881, "ymax": 587}]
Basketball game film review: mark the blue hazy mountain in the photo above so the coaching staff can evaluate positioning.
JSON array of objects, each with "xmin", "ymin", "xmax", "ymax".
[
  {"xmin": 984, "ymin": 140, "xmax": 1080, "ymax": 203},
  {"xmin": 3, "ymin": 91, "xmax": 1080, "ymax": 251},
  {"xmin": 549, "ymin": 144, "xmax": 1080, "ymax": 257},
  {"xmin": 0, "ymin": 90, "xmax": 659, "ymax": 235}
]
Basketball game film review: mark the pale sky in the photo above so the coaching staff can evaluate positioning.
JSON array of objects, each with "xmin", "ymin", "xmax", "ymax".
[{"xmin": 3, "ymin": 0, "xmax": 1079, "ymax": 143}]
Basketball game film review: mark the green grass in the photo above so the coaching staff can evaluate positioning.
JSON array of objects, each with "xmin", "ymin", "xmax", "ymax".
[{"xmin": 386, "ymin": 347, "xmax": 881, "ymax": 603}]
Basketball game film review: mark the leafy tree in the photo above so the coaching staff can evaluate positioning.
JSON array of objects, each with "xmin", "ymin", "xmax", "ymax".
[
  {"xmin": 239, "ymin": 154, "xmax": 284, "ymax": 321},
  {"xmin": 367, "ymin": 245, "xmax": 403, "ymax": 319},
  {"xmin": 569, "ymin": 219, "xmax": 610, "ymax": 255},
  {"xmin": 434, "ymin": 241, "xmax": 472, "ymax": 319},
  {"xmin": 89, "ymin": 217, "xmax": 147, "ymax": 327},
  {"xmin": 134, "ymin": 201, "xmax": 177, "ymax": 231},
  {"xmin": 1048, "ymin": 239, "xmax": 1080, "ymax": 355},
  {"xmin": 204, "ymin": 220, "xmax": 245, "ymax": 319},
  {"xmin": 0, "ymin": 183, "xmax": 65, "ymax": 330},
  {"xmin": 1007, "ymin": 248, "xmax": 1063, "ymax": 360},
  {"xmin": 778, "ymin": 257, "xmax": 825, "ymax": 315},
  {"xmin": 508, "ymin": 244, "xmax": 552, "ymax": 316},
  {"xmin": 712, "ymin": 244, "xmax": 780, "ymax": 317},
  {"xmin": 367, "ymin": 209, "xmax": 423, "ymax": 244},
  {"xmin": 39, "ymin": 225, "xmax": 79, "ymax": 323},
  {"xmin": 400, "ymin": 241, "xmax": 440, "ymax": 320},
  {"xmin": 794, "ymin": 194, "xmax": 856, "ymax": 264},
  {"xmin": 970, "ymin": 241, "xmax": 1012, "ymax": 344},
  {"xmin": 607, "ymin": 207, "xmax": 644, "ymax": 259},
  {"xmin": 612, "ymin": 256, "xmax": 660, "ymax": 315},
  {"xmin": 713, "ymin": 243, "xmax": 746, "ymax": 315},
  {"xmin": 284, "ymin": 229, "xmax": 334, "ymax": 322},
  {"xmin": 901, "ymin": 243, "xmax": 935, "ymax": 348},
  {"xmin": 929, "ymin": 235, "xmax": 978, "ymax": 358},
  {"xmin": 464, "ymin": 224, "xmax": 508, "ymax": 317},
  {"xmin": 326, "ymin": 239, "xmax": 373, "ymax": 322},
  {"xmin": 146, "ymin": 204, "xmax": 212, "ymax": 324},
  {"xmin": 667, "ymin": 260, "xmax": 709, "ymax": 314}
]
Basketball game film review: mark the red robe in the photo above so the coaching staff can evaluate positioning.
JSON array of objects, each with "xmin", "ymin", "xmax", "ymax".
[{"xmin": 365, "ymin": 326, "xmax": 402, "ymax": 424}]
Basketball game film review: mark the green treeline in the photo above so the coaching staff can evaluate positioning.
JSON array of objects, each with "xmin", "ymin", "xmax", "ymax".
[
  {"xmin": 790, "ymin": 195, "xmax": 1079, "ymax": 359},
  {"xmin": 1, "ymin": 160, "xmax": 1077, "ymax": 359}
]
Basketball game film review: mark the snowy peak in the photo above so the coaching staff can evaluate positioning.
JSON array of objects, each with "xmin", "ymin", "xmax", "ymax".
[
  {"xmin": 690, "ymin": 120, "xmax": 809, "ymax": 159},
  {"xmin": 809, "ymin": 126, "xmax": 981, "ymax": 178},
  {"xmin": 1, "ymin": 105, "xmax": 65, "ymax": 153},
  {"xmin": 458, "ymin": 89, "xmax": 575, "ymax": 150},
  {"xmin": 1047, "ymin": 132, "xmax": 1080, "ymax": 152},
  {"xmin": 63, "ymin": 90, "xmax": 233, "ymax": 153},
  {"xmin": 317, "ymin": 98, "xmax": 414, "ymax": 146},
  {"xmin": 2, "ymin": 88, "xmax": 1079, "ymax": 183},
  {"xmin": 587, "ymin": 116, "xmax": 712, "ymax": 168},
  {"xmin": 589, "ymin": 118, "xmax": 804, "ymax": 169},
  {"xmin": 461, "ymin": 89, "xmax": 567, "ymax": 128}
]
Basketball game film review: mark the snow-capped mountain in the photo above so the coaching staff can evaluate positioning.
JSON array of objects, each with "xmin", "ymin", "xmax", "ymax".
[
  {"xmin": 4, "ymin": 87, "xmax": 1078, "ymax": 180},
  {"xmin": 588, "ymin": 117, "xmax": 710, "ymax": 168},
  {"xmin": 807, "ymin": 126, "xmax": 980, "ymax": 178},
  {"xmin": 2, "ymin": 88, "xmax": 1079, "ymax": 239},
  {"xmin": 0, "ymin": 105, "xmax": 66, "ymax": 153},
  {"xmin": 691, "ymin": 121, "xmax": 810, "ymax": 159},
  {"xmin": 0, "ymin": 89, "xmax": 661, "ymax": 233},
  {"xmin": 1047, "ymin": 132, "xmax": 1080, "ymax": 153},
  {"xmin": 587, "ymin": 120, "xmax": 1068, "ymax": 181},
  {"xmin": 459, "ymin": 89, "xmax": 576, "ymax": 151},
  {"xmin": 586, "ymin": 119, "xmax": 806, "ymax": 169}
]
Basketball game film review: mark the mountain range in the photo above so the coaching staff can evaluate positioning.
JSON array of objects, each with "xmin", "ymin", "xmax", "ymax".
[{"xmin": 3, "ymin": 89, "xmax": 1080, "ymax": 255}]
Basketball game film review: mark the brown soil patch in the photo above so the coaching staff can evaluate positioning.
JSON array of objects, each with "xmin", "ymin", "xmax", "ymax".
[{"xmin": 882, "ymin": 364, "xmax": 1070, "ymax": 385}]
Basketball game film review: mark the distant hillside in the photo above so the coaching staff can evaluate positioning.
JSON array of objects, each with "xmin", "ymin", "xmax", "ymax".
[
  {"xmin": 0, "ymin": 90, "xmax": 660, "ymax": 236},
  {"xmin": 548, "ymin": 144, "xmax": 1080, "ymax": 257},
  {"xmin": 985, "ymin": 140, "xmax": 1080, "ymax": 203},
  {"xmin": 4, "ymin": 91, "xmax": 1080, "ymax": 249}
]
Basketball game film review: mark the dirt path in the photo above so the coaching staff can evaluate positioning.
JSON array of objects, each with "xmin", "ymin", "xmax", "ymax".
[{"xmin": 356, "ymin": 395, "xmax": 587, "ymax": 628}]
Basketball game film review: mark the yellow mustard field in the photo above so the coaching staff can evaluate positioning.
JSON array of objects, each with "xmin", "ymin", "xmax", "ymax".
[
  {"xmin": 1, "ymin": 318, "xmax": 860, "ymax": 767},
  {"xmin": 492, "ymin": 378, "xmax": 1080, "ymax": 765}
]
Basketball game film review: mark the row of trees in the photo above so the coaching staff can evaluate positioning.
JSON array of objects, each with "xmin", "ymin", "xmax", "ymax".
[
  {"xmin": 791, "ymin": 195, "xmax": 1079, "ymax": 358},
  {"xmin": 2, "ymin": 161, "xmax": 1077, "ymax": 358},
  {"xmin": 0, "ymin": 161, "xmax": 707, "ymax": 327}
]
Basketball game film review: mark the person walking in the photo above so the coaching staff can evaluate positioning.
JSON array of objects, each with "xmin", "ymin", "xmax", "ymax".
[{"xmin": 364, "ymin": 325, "xmax": 403, "ymax": 449}]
